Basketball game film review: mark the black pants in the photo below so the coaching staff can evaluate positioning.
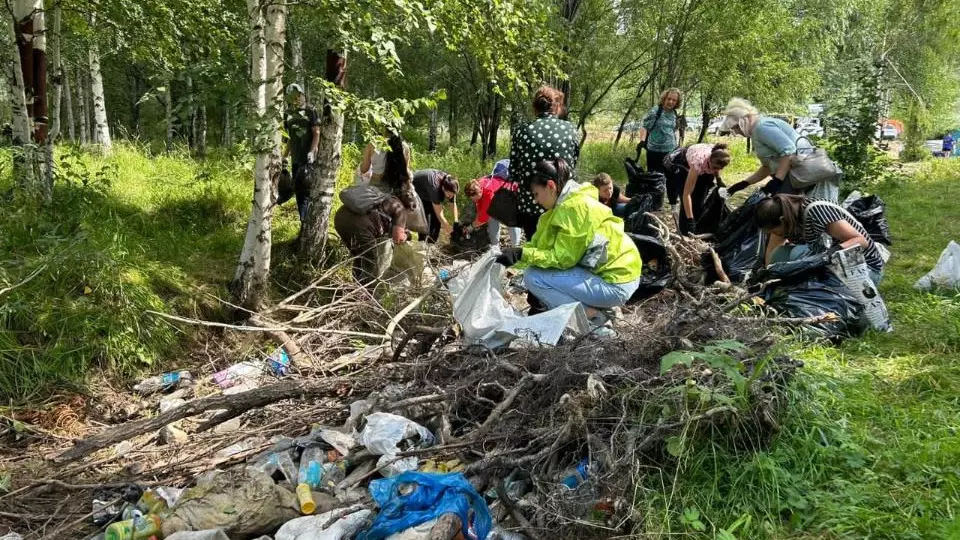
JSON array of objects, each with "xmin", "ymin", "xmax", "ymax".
[
  {"xmin": 677, "ymin": 173, "xmax": 717, "ymax": 234},
  {"xmin": 424, "ymin": 203, "xmax": 442, "ymax": 243},
  {"xmin": 278, "ymin": 163, "xmax": 313, "ymax": 219}
]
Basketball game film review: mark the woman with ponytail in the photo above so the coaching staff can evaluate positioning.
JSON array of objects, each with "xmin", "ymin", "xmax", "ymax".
[
  {"xmin": 673, "ymin": 142, "xmax": 732, "ymax": 235},
  {"xmin": 495, "ymin": 158, "xmax": 642, "ymax": 335},
  {"xmin": 508, "ymin": 85, "xmax": 581, "ymax": 240}
]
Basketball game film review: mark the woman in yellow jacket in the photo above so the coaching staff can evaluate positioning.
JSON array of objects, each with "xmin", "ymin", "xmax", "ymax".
[{"xmin": 496, "ymin": 158, "xmax": 642, "ymax": 330}]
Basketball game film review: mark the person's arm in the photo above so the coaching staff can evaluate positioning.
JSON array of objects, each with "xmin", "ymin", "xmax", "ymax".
[
  {"xmin": 764, "ymin": 232, "xmax": 787, "ymax": 265},
  {"xmin": 433, "ymin": 202, "xmax": 452, "ymax": 232},
  {"xmin": 471, "ymin": 190, "xmax": 493, "ymax": 229},
  {"xmin": 383, "ymin": 198, "xmax": 408, "ymax": 244},
  {"xmin": 521, "ymin": 214, "xmax": 592, "ymax": 270},
  {"xmin": 637, "ymin": 108, "xmax": 656, "ymax": 144},
  {"xmin": 773, "ymin": 155, "xmax": 792, "ymax": 183},
  {"xmin": 452, "ymin": 200, "xmax": 459, "ymax": 223},
  {"xmin": 617, "ymin": 192, "xmax": 631, "ymax": 204},
  {"xmin": 727, "ymin": 164, "xmax": 772, "ymax": 195},
  {"xmin": 359, "ymin": 144, "xmax": 373, "ymax": 174},
  {"xmin": 825, "ymin": 220, "xmax": 869, "ymax": 250},
  {"xmin": 682, "ymin": 167, "xmax": 698, "ymax": 220}
]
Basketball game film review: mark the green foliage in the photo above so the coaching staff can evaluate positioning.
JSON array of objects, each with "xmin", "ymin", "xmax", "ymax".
[
  {"xmin": 901, "ymin": 101, "xmax": 933, "ymax": 162},
  {"xmin": 824, "ymin": 62, "xmax": 886, "ymax": 187},
  {"xmin": 660, "ymin": 340, "xmax": 748, "ymax": 395}
]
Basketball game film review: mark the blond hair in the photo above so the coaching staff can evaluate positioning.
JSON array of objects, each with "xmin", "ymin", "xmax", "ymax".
[
  {"xmin": 721, "ymin": 97, "xmax": 759, "ymax": 134},
  {"xmin": 660, "ymin": 88, "xmax": 683, "ymax": 110}
]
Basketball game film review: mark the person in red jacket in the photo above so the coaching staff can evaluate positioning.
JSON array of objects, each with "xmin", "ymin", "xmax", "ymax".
[{"xmin": 463, "ymin": 159, "xmax": 522, "ymax": 246}]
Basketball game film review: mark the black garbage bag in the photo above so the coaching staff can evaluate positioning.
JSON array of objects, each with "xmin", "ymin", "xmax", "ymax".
[
  {"xmin": 696, "ymin": 185, "xmax": 732, "ymax": 236},
  {"xmin": 844, "ymin": 195, "xmax": 892, "ymax": 246},
  {"xmin": 624, "ymin": 157, "xmax": 667, "ymax": 198},
  {"xmin": 749, "ymin": 249, "xmax": 834, "ymax": 284},
  {"xmin": 763, "ymin": 269, "xmax": 866, "ymax": 339},
  {"xmin": 703, "ymin": 191, "xmax": 768, "ymax": 283},
  {"xmin": 622, "ymin": 193, "xmax": 662, "ymax": 236},
  {"xmin": 627, "ymin": 234, "xmax": 671, "ymax": 302},
  {"xmin": 450, "ymin": 222, "xmax": 491, "ymax": 252}
]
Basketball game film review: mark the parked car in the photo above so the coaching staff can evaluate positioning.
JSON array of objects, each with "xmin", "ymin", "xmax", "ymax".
[
  {"xmin": 706, "ymin": 118, "xmax": 727, "ymax": 135},
  {"xmin": 797, "ymin": 118, "xmax": 824, "ymax": 138},
  {"xmin": 684, "ymin": 116, "xmax": 703, "ymax": 132},
  {"xmin": 875, "ymin": 123, "xmax": 898, "ymax": 140}
]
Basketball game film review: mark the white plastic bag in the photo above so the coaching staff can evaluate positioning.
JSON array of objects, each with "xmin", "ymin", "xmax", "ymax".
[
  {"xmin": 165, "ymin": 531, "xmax": 230, "ymax": 540},
  {"xmin": 447, "ymin": 249, "xmax": 593, "ymax": 348},
  {"xmin": 275, "ymin": 508, "xmax": 372, "ymax": 540},
  {"xmin": 359, "ymin": 412, "xmax": 434, "ymax": 456},
  {"xmin": 915, "ymin": 241, "xmax": 960, "ymax": 290}
]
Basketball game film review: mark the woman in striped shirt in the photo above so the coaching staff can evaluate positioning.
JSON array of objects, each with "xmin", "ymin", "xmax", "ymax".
[{"xmin": 755, "ymin": 194, "xmax": 885, "ymax": 284}]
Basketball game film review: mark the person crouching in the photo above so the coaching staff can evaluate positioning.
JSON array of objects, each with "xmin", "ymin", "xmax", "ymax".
[{"xmin": 334, "ymin": 190, "xmax": 417, "ymax": 284}]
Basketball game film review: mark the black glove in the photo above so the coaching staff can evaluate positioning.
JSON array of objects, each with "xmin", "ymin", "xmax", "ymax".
[
  {"xmin": 727, "ymin": 180, "xmax": 750, "ymax": 195},
  {"xmin": 680, "ymin": 218, "xmax": 698, "ymax": 236},
  {"xmin": 761, "ymin": 176, "xmax": 784, "ymax": 195},
  {"xmin": 496, "ymin": 247, "xmax": 523, "ymax": 267}
]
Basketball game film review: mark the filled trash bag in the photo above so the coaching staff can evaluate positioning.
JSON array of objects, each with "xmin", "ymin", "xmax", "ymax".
[
  {"xmin": 622, "ymin": 193, "xmax": 662, "ymax": 237},
  {"xmin": 356, "ymin": 472, "xmax": 492, "ymax": 540},
  {"xmin": 915, "ymin": 240, "xmax": 960, "ymax": 290},
  {"xmin": 623, "ymin": 157, "xmax": 667, "ymax": 198},
  {"xmin": 695, "ymin": 185, "xmax": 732, "ymax": 236},
  {"xmin": 842, "ymin": 192, "xmax": 892, "ymax": 246},
  {"xmin": 704, "ymin": 191, "xmax": 768, "ymax": 283},
  {"xmin": 763, "ymin": 269, "xmax": 866, "ymax": 339},
  {"xmin": 627, "ymin": 234, "xmax": 671, "ymax": 302}
]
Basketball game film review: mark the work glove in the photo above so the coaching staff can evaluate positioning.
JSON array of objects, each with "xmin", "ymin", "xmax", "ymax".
[
  {"xmin": 761, "ymin": 176, "xmax": 784, "ymax": 195},
  {"xmin": 726, "ymin": 181, "xmax": 750, "ymax": 196},
  {"xmin": 680, "ymin": 218, "xmax": 697, "ymax": 237},
  {"xmin": 495, "ymin": 247, "xmax": 523, "ymax": 268},
  {"xmin": 307, "ymin": 150, "xmax": 317, "ymax": 164}
]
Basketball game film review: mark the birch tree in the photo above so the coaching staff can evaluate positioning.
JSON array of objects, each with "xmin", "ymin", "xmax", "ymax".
[
  {"xmin": 6, "ymin": 0, "xmax": 47, "ymax": 202},
  {"xmin": 87, "ymin": 15, "xmax": 111, "ymax": 153},
  {"xmin": 44, "ymin": 3, "xmax": 61, "ymax": 196},
  {"xmin": 63, "ymin": 63, "xmax": 75, "ymax": 141},
  {"xmin": 231, "ymin": 0, "xmax": 285, "ymax": 311}
]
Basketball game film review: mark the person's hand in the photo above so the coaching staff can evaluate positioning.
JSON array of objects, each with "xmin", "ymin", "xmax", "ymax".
[
  {"xmin": 495, "ymin": 247, "xmax": 523, "ymax": 267},
  {"xmin": 680, "ymin": 218, "xmax": 697, "ymax": 236},
  {"xmin": 726, "ymin": 181, "xmax": 750, "ymax": 196},
  {"xmin": 761, "ymin": 176, "xmax": 783, "ymax": 195},
  {"xmin": 307, "ymin": 149, "xmax": 317, "ymax": 164},
  {"xmin": 442, "ymin": 222, "xmax": 453, "ymax": 234},
  {"xmin": 391, "ymin": 227, "xmax": 407, "ymax": 245}
]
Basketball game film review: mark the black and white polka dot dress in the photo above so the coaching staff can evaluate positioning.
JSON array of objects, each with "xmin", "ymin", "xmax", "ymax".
[{"xmin": 508, "ymin": 113, "xmax": 581, "ymax": 217}]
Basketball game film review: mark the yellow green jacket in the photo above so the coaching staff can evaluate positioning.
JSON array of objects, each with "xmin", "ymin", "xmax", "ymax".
[{"xmin": 520, "ymin": 182, "xmax": 642, "ymax": 284}]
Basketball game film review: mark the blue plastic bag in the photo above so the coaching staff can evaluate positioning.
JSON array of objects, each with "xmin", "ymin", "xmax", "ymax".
[{"xmin": 356, "ymin": 472, "xmax": 493, "ymax": 540}]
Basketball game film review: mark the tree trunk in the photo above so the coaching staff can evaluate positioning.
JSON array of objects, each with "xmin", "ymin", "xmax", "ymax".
[
  {"xmin": 222, "ymin": 98, "xmax": 232, "ymax": 146},
  {"xmin": 232, "ymin": 0, "xmax": 283, "ymax": 311},
  {"xmin": 485, "ymin": 92, "xmax": 501, "ymax": 159},
  {"xmin": 87, "ymin": 19, "xmax": 111, "ymax": 153},
  {"xmin": 63, "ymin": 64, "xmax": 75, "ymax": 142},
  {"xmin": 428, "ymin": 91, "xmax": 438, "ymax": 152},
  {"xmin": 448, "ymin": 90, "xmax": 459, "ymax": 146},
  {"xmin": 8, "ymin": 0, "xmax": 47, "ymax": 201},
  {"xmin": 291, "ymin": 35, "xmax": 305, "ymax": 99},
  {"xmin": 130, "ymin": 69, "xmax": 142, "ymax": 134},
  {"xmin": 44, "ymin": 3, "xmax": 62, "ymax": 201},
  {"xmin": 470, "ymin": 117, "xmax": 479, "ymax": 146},
  {"xmin": 186, "ymin": 75, "xmax": 196, "ymax": 150},
  {"xmin": 197, "ymin": 104, "xmax": 207, "ymax": 157},
  {"xmin": 78, "ymin": 68, "xmax": 88, "ymax": 145},
  {"xmin": 165, "ymin": 78, "xmax": 174, "ymax": 152},
  {"xmin": 296, "ymin": 48, "xmax": 346, "ymax": 262},
  {"xmin": 697, "ymin": 95, "xmax": 711, "ymax": 143},
  {"xmin": 614, "ymin": 81, "xmax": 646, "ymax": 148}
]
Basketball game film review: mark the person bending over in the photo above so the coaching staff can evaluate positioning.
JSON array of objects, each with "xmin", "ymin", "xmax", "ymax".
[
  {"xmin": 675, "ymin": 143, "xmax": 731, "ymax": 235},
  {"xmin": 593, "ymin": 173, "xmax": 631, "ymax": 217},
  {"xmin": 334, "ymin": 190, "xmax": 416, "ymax": 284},
  {"xmin": 413, "ymin": 169, "xmax": 459, "ymax": 243}
]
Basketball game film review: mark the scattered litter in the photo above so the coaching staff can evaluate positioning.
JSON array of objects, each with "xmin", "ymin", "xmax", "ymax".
[
  {"xmin": 249, "ymin": 449, "xmax": 299, "ymax": 486},
  {"xmin": 134, "ymin": 370, "xmax": 193, "ymax": 395},
  {"xmin": 105, "ymin": 513, "xmax": 162, "ymax": 540},
  {"xmin": 165, "ymin": 530, "xmax": 230, "ymax": 540},
  {"xmin": 213, "ymin": 361, "xmax": 267, "ymax": 393},
  {"xmin": 159, "ymin": 397, "xmax": 187, "ymax": 414},
  {"xmin": 360, "ymin": 413, "xmax": 434, "ymax": 457},
  {"xmin": 274, "ymin": 507, "xmax": 372, "ymax": 540},
  {"xmin": 357, "ymin": 472, "xmax": 492, "ymax": 540},
  {"xmin": 214, "ymin": 438, "xmax": 262, "ymax": 460},
  {"xmin": 915, "ymin": 240, "xmax": 960, "ymax": 290},
  {"xmin": 829, "ymin": 246, "xmax": 891, "ymax": 332},
  {"xmin": 0, "ymin": 533, "xmax": 23, "ymax": 540},
  {"xmin": 319, "ymin": 429, "xmax": 357, "ymax": 457},
  {"xmin": 114, "ymin": 440, "xmax": 134, "ymax": 458},
  {"xmin": 213, "ymin": 416, "xmax": 243, "ymax": 434},
  {"xmin": 268, "ymin": 348, "xmax": 292, "ymax": 376}
]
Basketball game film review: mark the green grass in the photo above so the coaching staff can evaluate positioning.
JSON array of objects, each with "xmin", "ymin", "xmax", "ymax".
[{"xmin": 637, "ymin": 159, "xmax": 960, "ymax": 539}]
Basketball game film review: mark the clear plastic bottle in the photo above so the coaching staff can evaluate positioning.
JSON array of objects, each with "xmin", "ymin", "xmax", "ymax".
[
  {"xmin": 133, "ymin": 371, "xmax": 192, "ymax": 395},
  {"xmin": 297, "ymin": 446, "xmax": 327, "ymax": 489},
  {"xmin": 319, "ymin": 459, "xmax": 347, "ymax": 493},
  {"xmin": 560, "ymin": 458, "xmax": 590, "ymax": 490}
]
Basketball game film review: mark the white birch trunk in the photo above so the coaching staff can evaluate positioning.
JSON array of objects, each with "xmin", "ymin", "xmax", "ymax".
[
  {"xmin": 87, "ymin": 17, "xmax": 111, "ymax": 153},
  {"xmin": 291, "ymin": 35, "xmax": 305, "ymax": 99},
  {"xmin": 43, "ymin": 3, "xmax": 61, "ymax": 202},
  {"xmin": 164, "ymin": 78, "xmax": 173, "ymax": 152},
  {"xmin": 232, "ymin": 0, "xmax": 278, "ymax": 311},
  {"xmin": 63, "ymin": 63, "xmax": 75, "ymax": 142},
  {"xmin": 297, "ymin": 49, "xmax": 347, "ymax": 261},
  {"xmin": 8, "ymin": 0, "xmax": 42, "ymax": 199},
  {"xmin": 222, "ymin": 100, "xmax": 232, "ymax": 147},
  {"xmin": 197, "ymin": 103, "xmax": 207, "ymax": 157},
  {"xmin": 186, "ymin": 75, "xmax": 196, "ymax": 149},
  {"xmin": 78, "ymin": 68, "xmax": 88, "ymax": 145}
]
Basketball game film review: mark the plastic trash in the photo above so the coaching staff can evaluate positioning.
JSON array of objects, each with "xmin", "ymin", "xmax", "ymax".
[
  {"xmin": 829, "ymin": 246, "xmax": 891, "ymax": 332},
  {"xmin": 297, "ymin": 483, "xmax": 316, "ymax": 514},
  {"xmin": 360, "ymin": 413, "xmax": 435, "ymax": 457},
  {"xmin": 623, "ymin": 157, "xmax": 667, "ymax": 198},
  {"xmin": 213, "ymin": 361, "xmax": 266, "ymax": 392},
  {"xmin": 298, "ymin": 447, "xmax": 339, "ymax": 489},
  {"xmin": 319, "ymin": 429, "xmax": 357, "ymax": 457},
  {"xmin": 488, "ymin": 528, "xmax": 526, "ymax": 540},
  {"xmin": 250, "ymin": 449, "xmax": 299, "ymax": 485},
  {"xmin": 159, "ymin": 397, "xmax": 187, "ymax": 414},
  {"xmin": 275, "ymin": 508, "xmax": 372, "ymax": 540},
  {"xmin": 104, "ymin": 513, "xmax": 162, "ymax": 540},
  {"xmin": 92, "ymin": 484, "xmax": 144, "ymax": 526},
  {"xmin": 214, "ymin": 438, "xmax": 261, "ymax": 460},
  {"xmin": 764, "ymin": 269, "xmax": 866, "ymax": 339},
  {"xmin": 627, "ymin": 234, "xmax": 671, "ymax": 302},
  {"xmin": 915, "ymin": 241, "xmax": 960, "ymax": 290},
  {"xmin": 133, "ymin": 370, "xmax": 192, "ymax": 395},
  {"xmin": 165, "ymin": 531, "xmax": 230, "ymax": 540},
  {"xmin": 267, "ymin": 348, "xmax": 292, "ymax": 376},
  {"xmin": 319, "ymin": 460, "xmax": 348, "ymax": 493},
  {"xmin": 0, "ymin": 533, "xmax": 23, "ymax": 540},
  {"xmin": 560, "ymin": 458, "xmax": 591, "ymax": 490},
  {"xmin": 706, "ymin": 191, "xmax": 768, "ymax": 283},
  {"xmin": 357, "ymin": 472, "xmax": 493, "ymax": 540},
  {"xmin": 447, "ymin": 250, "xmax": 592, "ymax": 348}
]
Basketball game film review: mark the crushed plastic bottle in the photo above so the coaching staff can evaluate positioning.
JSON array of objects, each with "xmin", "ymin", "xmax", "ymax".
[
  {"xmin": 266, "ymin": 348, "xmax": 291, "ymax": 376},
  {"xmin": 133, "ymin": 371, "xmax": 192, "ymax": 395},
  {"xmin": 212, "ymin": 362, "xmax": 265, "ymax": 391},
  {"xmin": 319, "ymin": 459, "xmax": 347, "ymax": 493},
  {"xmin": 560, "ymin": 458, "xmax": 590, "ymax": 490},
  {"xmin": 104, "ymin": 513, "xmax": 161, "ymax": 540},
  {"xmin": 297, "ymin": 446, "xmax": 339, "ymax": 489},
  {"xmin": 250, "ymin": 450, "xmax": 299, "ymax": 485}
]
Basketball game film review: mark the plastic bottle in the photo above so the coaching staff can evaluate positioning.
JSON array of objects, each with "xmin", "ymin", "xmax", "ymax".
[
  {"xmin": 297, "ymin": 446, "xmax": 327, "ymax": 489},
  {"xmin": 135, "ymin": 490, "xmax": 168, "ymax": 515},
  {"xmin": 250, "ymin": 450, "xmax": 299, "ymax": 485},
  {"xmin": 133, "ymin": 371, "xmax": 192, "ymax": 394},
  {"xmin": 319, "ymin": 459, "xmax": 347, "ymax": 493},
  {"xmin": 104, "ymin": 514, "xmax": 161, "ymax": 540},
  {"xmin": 296, "ymin": 483, "xmax": 316, "ymax": 514},
  {"xmin": 560, "ymin": 458, "xmax": 590, "ymax": 490},
  {"xmin": 214, "ymin": 438, "xmax": 258, "ymax": 460},
  {"xmin": 266, "ymin": 348, "xmax": 291, "ymax": 376}
]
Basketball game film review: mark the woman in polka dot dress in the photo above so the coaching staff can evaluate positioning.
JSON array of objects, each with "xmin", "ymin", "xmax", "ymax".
[{"xmin": 509, "ymin": 85, "xmax": 581, "ymax": 240}]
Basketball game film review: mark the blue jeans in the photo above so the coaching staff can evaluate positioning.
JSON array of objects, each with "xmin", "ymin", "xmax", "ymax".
[
  {"xmin": 487, "ymin": 218, "xmax": 522, "ymax": 247},
  {"xmin": 771, "ymin": 244, "xmax": 883, "ymax": 284},
  {"xmin": 523, "ymin": 266, "xmax": 640, "ymax": 310}
]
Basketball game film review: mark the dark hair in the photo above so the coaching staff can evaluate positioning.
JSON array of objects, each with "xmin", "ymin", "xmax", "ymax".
[
  {"xmin": 397, "ymin": 190, "xmax": 417, "ymax": 210},
  {"xmin": 530, "ymin": 158, "xmax": 572, "ymax": 191},
  {"xmin": 592, "ymin": 172, "xmax": 613, "ymax": 188},
  {"xmin": 383, "ymin": 134, "xmax": 410, "ymax": 192},
  {"xmin": 755, "ymin": 194, "xmax": 806, "ymax": 236},
  {"xmin": 439, "ymin": 174, "xmax": 459, "ymax": 195},
  {"xmin": 710, "ymin": 143, "xmax": 732, "ymax": 169},
  {"xmin": 533, "ymin": 85, "xmax": 565, "ymax": 116}
]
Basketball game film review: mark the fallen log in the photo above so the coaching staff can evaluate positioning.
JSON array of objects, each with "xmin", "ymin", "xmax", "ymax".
[{"xmin": 56, "ymin": 378, "xmax": 347, "ymax": 462}]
